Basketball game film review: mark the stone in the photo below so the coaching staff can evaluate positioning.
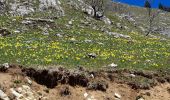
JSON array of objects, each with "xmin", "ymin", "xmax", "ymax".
[
  {"xmin": 137, "ymin": 98, "xmax": 145, "ymax": 100},
  {"xmin": 14, "ymin": 30, "xmax": 20, "ymax": 33},
  {"xmin": 116, "ymin": 23, "xmax": 123, "ymax": 29},
  {"xmin": 2, "ymin": 63, "xmax": 10, "ymax": 69},
  {"xmin": 130, "ymin": 74, "xmax": 136, "ymax": 77},
  {"xmin": 85, "ymin": 39, "xmax": 92, "ymax": 43},
  {"xmin": 70, "ymin": 38, "xmax": 76, "ymax": 42},
  {"xmin": 25, "ymin": 18, "xmax": 55, "ymax": 23},
  {"xmin": 88, "ymin": 53, "xmax": 97, "ymax": 59},
  {"xmin": 107, "ymin": 32, "xmax": 131, "ymax": 39},
  {"xmin": 16, "ymin": 87, "xmax": 23, "ymax": 94},
  {"xmin": 108, "ymin": 63, "xmax": 118, "ymax": 68},
  {"xmin": 114, "ymin": 93, "xmax": 121, "ymax": 99},
  {"xmin": 42, "ymin": 28, "xmax": 49, "ymax": 36},
  {"xmin": 84, "ymin": 92, "xmax": 88, "ymax": 98},
  {"xmin": 10, "ymin": 88, "xmax": 23, "ymax": 99},
  {"xmin": 9, "ymin": 2, "xmax": 35, "ymax": 16},
  {"xmin": 97, "ymin": 42, "xmax": 104, "ymax": 45},
  {"xmin": 0, "ymin": 63, "xmax": 10, "ymax": 72},
  {"xmin": 26, "ymin": 77, "xmax": 32, "ymax": 85},
  {"xmin": 90, "ymin": 74, "xmax": 94, "ymax": 79},
  {"xmin": 55, "ymin": 33, "xmax": 63, "ymax": 38},
  {"xmin": 22, "ymin": 85, "xmax": 31, "ymax": 90},
  {"xmin": 68, "ymin": 20, "xmax": 73, "ymax": 25},
  {"xmin": 22, "ymin": 20, "xmax": 33, "ymax": 25},
  {"xmin": 102, "ymin": 16, "xmax": 112, "ymax": 25},
  {"xmin": 136, "ymin": 95, "xmax": 145, "ymax": 100},
  {"xmin": 0, "ymin": 90, "xmax": 9, "ymax": 100},
  {"xmin": 82, "ymin": 5, "xmax": 94, "ymax": 16}
]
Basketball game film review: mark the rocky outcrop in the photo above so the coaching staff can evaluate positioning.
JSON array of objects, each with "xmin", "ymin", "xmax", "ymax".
[
  {"xmin": 68, "ymin": 0, "xmax": 94, "ymax": 17},
  {"xmin": 0, "ymin": 0, "xmax": 64, "ymax": 16},
  {"xmin": 0, "ymin": 0, "xmax": 6, "ymax": 15},
  {"xmin": 68, "ymin": 0, "xmax": 112, "ymax": 25}
]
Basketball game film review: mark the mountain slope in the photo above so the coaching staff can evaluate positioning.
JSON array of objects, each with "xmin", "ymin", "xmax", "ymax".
[{"xmin": 0, "ymin": 0, "xmax": 169, "ymax": 70}]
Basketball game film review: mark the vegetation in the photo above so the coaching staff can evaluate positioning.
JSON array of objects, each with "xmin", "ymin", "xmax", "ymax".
[
  {"xmin": 159, "ymin": 3, "xmax": 170, "ymax": 12},
  {"xmin": 0, "ymin": 1, "xmax": 169, "ymax": 71}
]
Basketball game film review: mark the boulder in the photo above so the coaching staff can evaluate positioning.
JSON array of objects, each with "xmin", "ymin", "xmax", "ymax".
[
  {"xmin": 102, "ymin": 16, "xmax": 112, "ymax": 25},
  {"xmin": 0, "ymin": 90, "xmax": 9, "ymax": 100}
]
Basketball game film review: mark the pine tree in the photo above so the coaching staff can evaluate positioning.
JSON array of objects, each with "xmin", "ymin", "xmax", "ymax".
[
  {"xmin": 144, "ymin": 0, "xmax": 151, "ymax": 8},
  {"xmin": 158, "ymin": 3, "xmax": 164, "ymax": 10}
]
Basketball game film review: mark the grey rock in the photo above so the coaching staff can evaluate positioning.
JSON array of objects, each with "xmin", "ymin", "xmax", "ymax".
[
  {"xmin": 1, "ymin": 0, "xmax": 64, "ymax": 16},
  {"xmin": 116, "ymin": 23, "xmax": 123, "ymax": 29},
  {"xmin": 102, "ymin": 16, "xmax": 112, "ymax": 25},
  {"xmin": 42, "ymin": 27, "xmax": 49, "ymax": 36},
  {"xmin": 68, "ymin": 0, "xmax": 94, "ymax": 16},
  {"xmin": 9, "ymin": 1, "xmax": 34, "ymax": 16}
]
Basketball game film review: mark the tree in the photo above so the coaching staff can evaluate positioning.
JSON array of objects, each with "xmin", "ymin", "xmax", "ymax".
[
  {"xmin": 144, "ymin": 0, "xmax": 160, "ymax": 36},
  {"xmin": 158, "ymin": 3, "xmax": 170, "ymax": 12},
  {"xmin": 144, "ymin": 0, "xmax": 151, "ymax": 8},
  {"xmin": 158, "ymin": 3, "xmax": 164, "ymax": 10}
]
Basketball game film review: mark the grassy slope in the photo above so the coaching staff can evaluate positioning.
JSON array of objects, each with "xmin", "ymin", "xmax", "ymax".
[{"xmin": 0, "ymin": 2, "xmax": 169, "ymax": 70}]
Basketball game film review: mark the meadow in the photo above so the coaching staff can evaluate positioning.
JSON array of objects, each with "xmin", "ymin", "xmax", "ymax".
[{"xmin": 0, "ymin": 7, "xmax": 169, "ymax": 70}]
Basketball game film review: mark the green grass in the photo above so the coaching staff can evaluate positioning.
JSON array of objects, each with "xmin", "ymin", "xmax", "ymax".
[{"xmin": 0, "ymin": 4, "xmax": 170, "ymax": 70}]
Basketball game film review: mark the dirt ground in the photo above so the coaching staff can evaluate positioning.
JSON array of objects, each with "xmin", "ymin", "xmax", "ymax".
[{"xmin": 0, "ymin": 65, "xmax": 170, "ymax": 100}]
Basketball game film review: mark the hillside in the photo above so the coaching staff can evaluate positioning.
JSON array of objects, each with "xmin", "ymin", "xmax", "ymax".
[{"xmin": 0, "ymin": 0, "xmax": 170, "ymax": 100}]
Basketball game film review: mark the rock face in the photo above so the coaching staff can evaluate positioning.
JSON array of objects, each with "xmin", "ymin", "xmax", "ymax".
[
  {"xmin": 0, "ymin": 0, "xmax": 64, "ymax": 16},
  {"xmin": 68, "ymin": 0, "xmax": 111, "ymax": 25},
  {"xmin": 0, "ymin": 0, "xmax": 6, "ymax": 15}
]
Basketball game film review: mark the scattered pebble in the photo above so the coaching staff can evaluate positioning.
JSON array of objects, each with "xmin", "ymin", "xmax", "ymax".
[
  {"xmin": 90, "ymin": 74, "xmax": 94, "ymax": 79},
  {"xmin": 55, "ymin": 33, "xmax": 63, "ymax": 38},
  {"xmin": 10, "ymin": 88, "xmax": 23, "ymax": 99},
  {"xmin": 114, "ymin": 93, "xmax": 121, "ymax": 99},
  {"xmin": 108, "ymin": 63, "xmax": 118, "ymax": 68},
  {"xmin": 84, "ymin": 92, "xmax": 88, "ymax": 98},
  {"xmin": 14, "ymin": 30, "xmax": 20, "ymax": 33},
  {"xmin": 68, "ymin": 21, "xmax": 73, "ymax": 25},
  {"xmin": 26, "ymin": 77, "xmax": 32, "ymax": 85},
  {"xmin": 130, "ymin": 74, "xmax": 136, "ymax": 77}
]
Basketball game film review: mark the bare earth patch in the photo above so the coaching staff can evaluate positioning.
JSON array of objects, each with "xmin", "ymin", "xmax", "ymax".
[{"xmin": 0, "ymin": 65, "xmax": 170, "ymax": 100}]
